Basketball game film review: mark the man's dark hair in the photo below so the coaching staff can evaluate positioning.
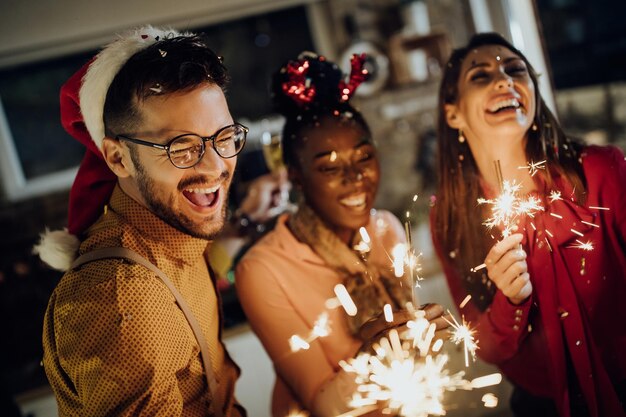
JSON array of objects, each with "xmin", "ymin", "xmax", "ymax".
[{"xmin": 103, "ymin": 34, "xmax": 229, "ymax": 138}]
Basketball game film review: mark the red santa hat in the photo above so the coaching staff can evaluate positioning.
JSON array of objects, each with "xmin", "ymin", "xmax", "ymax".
[{"xmin": 33, "ymin": 26, "xmax": 192, "ymax": 271}]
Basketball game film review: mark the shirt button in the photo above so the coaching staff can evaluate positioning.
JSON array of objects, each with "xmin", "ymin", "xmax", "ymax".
[
  {"xmin": 515, "ymin": 309, "xmax": 523, "ymax": 316},
  {"xmin": 513, "ymin": 325, "xmax": 520, "ymax": 331},
  {"xmin": 558, "ymin": 308, "xmax": 569, "ymax": 319},
  {"xmin": 514, "ymin": 316, "xmax": 521, "ymax": 322},
  {"xmin": 576, "ymin": 340, "xmax": 582, "ymax": 346}
]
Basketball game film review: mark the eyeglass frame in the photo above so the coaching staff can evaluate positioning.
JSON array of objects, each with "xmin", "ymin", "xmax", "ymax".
[{"xmin": 116, "ymin": 122, "xmax": 248, "ymax": 169}]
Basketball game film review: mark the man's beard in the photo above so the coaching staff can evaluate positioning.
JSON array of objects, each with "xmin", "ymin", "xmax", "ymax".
[{"xmin": 132, "ymin": 154, "xmax": 230, "ymax": 240}]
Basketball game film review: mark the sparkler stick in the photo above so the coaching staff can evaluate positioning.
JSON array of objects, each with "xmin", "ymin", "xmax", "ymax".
[
  {"xmin": 472, "ymin": 160, "xmax": 543, "ymax": 273},
  {"xmin": 444, "ymin": 311, "xmax": 478, "ymax": 367},
  {"xmin": 404, "ymin": 212, "xmax": 417, "ymax": 308},
  {"xmin": 494, "ymin": 160, "xmax": 504, "ymax": 193}
]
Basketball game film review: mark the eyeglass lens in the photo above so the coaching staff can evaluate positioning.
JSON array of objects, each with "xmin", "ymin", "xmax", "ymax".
[{"xmin": 168, "ymin": 125, "xmax": 246, "ymax": 167}]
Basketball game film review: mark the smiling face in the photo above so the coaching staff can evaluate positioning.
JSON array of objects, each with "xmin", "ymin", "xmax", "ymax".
[
  {"xmin": 292, "ymin": 119, "xmax": 380, "ymax": 243},
  {"xmin": 118, "ymin": 84, "xmax": 236, "ymax": 240},
  {"xmin": 445, "ymin": 45, "xmax": 536, "ymax": 151}
]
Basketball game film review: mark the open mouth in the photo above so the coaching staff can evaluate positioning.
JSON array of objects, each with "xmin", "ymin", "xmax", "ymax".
[
  {"xmin": 339, "ymin": 192, "xmax": 367, "ymax": 209},
  {"xmin": 182, "ymin": 185, "xmax": 220, "ymax": 208},
  {"xmin": 487, "ymin": 97, "xmax": 525, "ymax": 115}
]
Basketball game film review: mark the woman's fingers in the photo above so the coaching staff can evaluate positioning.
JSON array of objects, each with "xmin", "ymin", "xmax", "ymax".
[
  {"xmin": 485, "ymin": 234, "xmax": 523, "ymax": 267},
  {"xmin": 484, "ymin": 234, "xmax": 532, "ymax": 303},
  {"xmin": 421, "ymin": 303, "xmax": 444, "ymax": 321}
]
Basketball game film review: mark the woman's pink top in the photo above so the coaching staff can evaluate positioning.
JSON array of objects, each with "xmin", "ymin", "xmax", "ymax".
[{"xmin": 235, "ymin": 210, "xmax": 405, "ymax": 413}]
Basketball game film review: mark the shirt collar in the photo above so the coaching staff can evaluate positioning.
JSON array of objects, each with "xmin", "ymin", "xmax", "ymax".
[{"xmin": 88, "ymin": 185, "xmax": 209, "ymax": 262}]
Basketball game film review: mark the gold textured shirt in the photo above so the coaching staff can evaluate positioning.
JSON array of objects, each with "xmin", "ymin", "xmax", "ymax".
[{"xmin": 43, "ymin": 185, "xmax": 242, "ymax": 416}]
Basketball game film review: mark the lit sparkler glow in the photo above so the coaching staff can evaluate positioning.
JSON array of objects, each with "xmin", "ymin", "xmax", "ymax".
[
  {"xmin": 482, "ymin": 393, "xmax": 498, "ymax": 408},
  {"xmin": 548, "ymin": 190, "xmax": 562, "ymax": 202},
  {"xmin": 444, "ymin": 311, "xmax": 478, "ymax": 367},
  {"xmin": 340, "ymin": 312, "xmax": 495, "ymax": 417},
  {"xmin": 354, "ymin": 227, "xmax": 372, "ymax": 254},
  {"xmin": 569, "ymin": 239, "xmax": 594, "ymax": 251},
  {"xmin": 335, "ymin": 284, "xmax": 358, "ymax": 316},
  {"xmin": 477, "ymin": 180, "xmax": 543, "ymax": 238},
  {"xmin": 517, "ymin": 160, "xmax": 546, "ymax": 177},
  {"xmin": 459, "ymin": 295, "xmax": 472, "ymax": 309},
  {"xmin": 289, "ymin": 312, "xmax": 332, "ymax": 352}
]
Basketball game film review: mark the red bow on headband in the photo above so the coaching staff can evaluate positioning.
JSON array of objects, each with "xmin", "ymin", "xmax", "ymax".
[
  {"xmin": 338, "ymin": 53, "xmax": 368, "ymax": 102},
  {"xmin": 281, "ymin": 53, "xmax": 369, "ymax": 107},
  {"xmin": 281, "ymin": 60, "xmax": 316, "ymax": 106}
]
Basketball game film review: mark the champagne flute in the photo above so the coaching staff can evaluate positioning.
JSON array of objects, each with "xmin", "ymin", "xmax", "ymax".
[
  {"xmin": 261, "ymin": 131, "xmax": 285, "ymax": 173},
  {"xmin": 261, "ymin": 131, "xmax": 292, "ymax": 214}
]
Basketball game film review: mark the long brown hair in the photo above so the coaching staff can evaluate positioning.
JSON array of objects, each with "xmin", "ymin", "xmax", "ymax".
[{"xmin": 433, "ymin": 33, "xmax": 586, "ymax": 311}]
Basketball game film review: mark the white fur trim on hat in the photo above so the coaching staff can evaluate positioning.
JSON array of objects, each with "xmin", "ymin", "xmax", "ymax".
[
  {"xmin": 33, "ymin": 228, "xmax": 81, "ymax": 272},
  {"xmin": 79, "ymin": 26, "xmax": 192, "ymax": 150}
]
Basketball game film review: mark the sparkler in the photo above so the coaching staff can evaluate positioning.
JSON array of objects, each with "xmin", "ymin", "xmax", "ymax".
[
  {"xmin": 444, "ymin": 312, "xmax": 478, "ymax": 367},
  {"xmin": 568, "ymin": 239, "xmax": 594, "ymax": 251},
  {"xmin": 548, "ymin": 190, "xmax": 562, "ymax": 202},
  {"xmin": 517, "ymin": 160, "xmax": 546, "ymax": 177},
  {"xmin": 340, "ymin": 312, "xmax": 498, "ymax": 417},
  {"xmin": 477, "ymin": 179, "xmax": 544, "ymax": 238},
  {"xmin": 472, "ymin": 161, "xmax": 543, "ymax": 277},
  {"xmin": 391, "ymin": 198, "xmax": 424, "ymax": 307},
  {"xmin": 335, "ymin": 284, "xmax": 358, "ymax": 317},
  {"xmin": 478, "ymin": 160, "xmax": 544, "ymax": 238},
  {"xmin": 289, "ymin": 312, "xmax": 331, "ymax": 352}
]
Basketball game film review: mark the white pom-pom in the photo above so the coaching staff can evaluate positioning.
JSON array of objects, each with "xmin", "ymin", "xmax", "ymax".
[
  {"xmin": 80, "ymin": 26, "xmax": 189, "ymax": 150},
  {"xmin": 32, "ymin": 228, "xmax": 80, "ymax": 272}
]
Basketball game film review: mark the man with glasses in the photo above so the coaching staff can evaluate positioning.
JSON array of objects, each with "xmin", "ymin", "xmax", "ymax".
[{"xmin": 36, "ymin": 27, "xmax": 246, "ymax": 416}]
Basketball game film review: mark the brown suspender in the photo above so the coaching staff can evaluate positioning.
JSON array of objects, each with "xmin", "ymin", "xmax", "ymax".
[{"xmin": 71, "ymin": 247, "xmax": 224, "ymax": 417}]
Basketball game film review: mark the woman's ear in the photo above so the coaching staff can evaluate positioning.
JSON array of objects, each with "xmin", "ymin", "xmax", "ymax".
[
  {"xmin": 101, "ymin": 137, "xmax": 133, "ymax": 178},
  {"xmin": 444, "ymin": 104, "xmax": 463, "ymax": 129}
]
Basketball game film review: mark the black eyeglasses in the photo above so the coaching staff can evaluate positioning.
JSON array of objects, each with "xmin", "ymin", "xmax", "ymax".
[{"xmin": 117, "ymin": 123, "xmax": 248, "ymax": 169}]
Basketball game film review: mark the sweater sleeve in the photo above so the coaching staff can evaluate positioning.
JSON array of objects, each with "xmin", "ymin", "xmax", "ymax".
[{"xmin": 429, "ymin": 212, "xmax": 533, "ymax": 364}]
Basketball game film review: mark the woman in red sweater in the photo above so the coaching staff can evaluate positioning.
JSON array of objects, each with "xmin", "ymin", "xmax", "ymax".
[{"xmin": 431, "ymin": 32, "xmax": 625, "ymax": 417}]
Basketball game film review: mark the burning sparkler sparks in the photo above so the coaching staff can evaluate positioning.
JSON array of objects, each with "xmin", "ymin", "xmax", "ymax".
[
  {"xmin": 444, "ymin": 312, "xmax": 478, "ymax": 367},
  {"xmin": 354, "ymin": 227, "xmax": 372, "ymax": 255},
  {"xmin": 518, "ymin": 159, "xmax": 546, "ymax": 177},
  {"xmin": 569, "ymin": 239, "xmax": 594, "ymax": 251},
  {"xmin": 478, "ymin": 180, "xmax": 544, "ymax": 238},
  {"xmin": 340, "ymin": 312, "xmax": 497, "ymax": 417},
  {"xmin": 289, "ymin": 312, "xmax": 332, "ymax": 352},
  {"xmin": 548, "ymin": 190, "xmax": 562, "ymax": 202},
  {"xmin": 335, "ymin": 284, "xmax": 358, "ymax": 317}
]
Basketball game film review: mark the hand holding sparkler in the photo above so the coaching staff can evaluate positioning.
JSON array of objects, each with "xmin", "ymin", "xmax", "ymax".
[
  {"xmin": 357, "ymin": 304, "xmax": 451, "ymax": 355},
  {"xmin": 483, "ymin": 233, "xmax": 532, "ymax": 305}
]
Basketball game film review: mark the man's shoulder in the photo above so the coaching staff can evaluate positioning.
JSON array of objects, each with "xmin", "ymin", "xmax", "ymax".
[{"xmin": 54, "ymin": 254, "xmax": 163, "ymax": 305}]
